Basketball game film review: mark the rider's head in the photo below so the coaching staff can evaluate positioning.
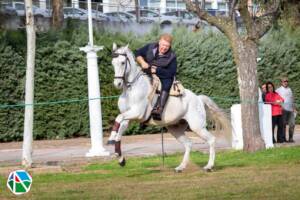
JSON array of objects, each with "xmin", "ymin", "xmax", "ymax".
[{"xmin": 158, "ymin": 34, "xmax": 172, "ymax": 55}]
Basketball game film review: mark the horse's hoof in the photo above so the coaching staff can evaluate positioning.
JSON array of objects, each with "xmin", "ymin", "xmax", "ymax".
[
  {"xmin": 203, "ymin": 167, "xmax": 213, "ymax": 172},
  {"xmin": 174, "ymin": 168, "xmax": 183, "ymax": 173},
  {"xmin": 118, "ymin": 156, "xmax": 126, "ymax": 167},
  {"xmin": 107, "ymin": 140, "xmax": 116, "ymax": 145}
]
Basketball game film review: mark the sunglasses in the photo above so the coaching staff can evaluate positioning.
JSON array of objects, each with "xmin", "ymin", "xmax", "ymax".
[{"xmin": 283, "ymin": 80, "xmax": 288, "ymax": 83}]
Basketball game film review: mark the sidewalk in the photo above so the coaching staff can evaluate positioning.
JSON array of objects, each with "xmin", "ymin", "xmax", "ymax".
[{"xmin": 0, "ymin": 127, "xmax": 299, "ymax": 168}]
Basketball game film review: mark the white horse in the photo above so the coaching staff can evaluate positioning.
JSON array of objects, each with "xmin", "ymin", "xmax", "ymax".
[{"xmin": 108, "ymin": 43, "xmax": 231, "ymax": 172}]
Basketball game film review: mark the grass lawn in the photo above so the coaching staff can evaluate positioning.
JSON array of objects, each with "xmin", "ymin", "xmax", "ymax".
[{"xmin": 0, "ymin": 146, "xmax": 300, "ymax": 200}]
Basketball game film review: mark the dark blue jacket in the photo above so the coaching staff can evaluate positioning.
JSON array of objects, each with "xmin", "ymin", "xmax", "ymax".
[{"xmin": 135, "ymin": 43, "xmax": 177, "ymax": 91}]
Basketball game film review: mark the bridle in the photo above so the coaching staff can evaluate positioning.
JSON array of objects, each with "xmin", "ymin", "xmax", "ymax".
[
  {"xmin": 112, "ymin": 51, "xmax": 144, "ymax": 87},
  {"xmin": 112, "ymin": 52, "xmax": 130, "ymax": 82}
]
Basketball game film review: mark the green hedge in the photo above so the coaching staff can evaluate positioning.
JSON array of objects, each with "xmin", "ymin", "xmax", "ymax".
[{"xmin": 0, "ymin": 24, "xmax": 299, "ymax": 142}]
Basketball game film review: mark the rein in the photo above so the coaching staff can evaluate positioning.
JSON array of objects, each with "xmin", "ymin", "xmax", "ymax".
[{"xmin": 112, "ymin": 51, "xmax": 145, "ymax": 87}]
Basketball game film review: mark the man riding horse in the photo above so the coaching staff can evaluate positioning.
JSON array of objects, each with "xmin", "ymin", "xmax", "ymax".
[
  {"xmin": 109, "ymin": 43, "xmax": 231, "ymax": 171},
  {"xmin": 135, "ymin": 33, "xmax": 177, "ymax": 120}
]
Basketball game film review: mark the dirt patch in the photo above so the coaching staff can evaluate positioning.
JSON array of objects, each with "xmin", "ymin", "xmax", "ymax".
[{"xmin": 0, "ymin": 131, "xmax": 205, "ymax": 150}]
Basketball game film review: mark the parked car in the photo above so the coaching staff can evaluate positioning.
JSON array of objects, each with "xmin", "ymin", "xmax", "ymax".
[
  {"xmin": 206, "ymin": 9, "xmax": 226, "ymax": 16},
  {"xmin": 127, "ymin": 9, "xmax": 160, "ymax": 22},
  {"xmin": 105, "ymin": 11, "xmax": 154, "ymax": 23},
  {"xmin": 63, "ymin": 7, "xmax": 88, "ymax": 20},
  {"xmin": 104, "ymin": 11, "xmax": 136, "ymax": 23},
  {"xmin": 1, "ymin": 2, "xmax": 51, "ymax": 17},
  {"xmin": 64, "ymin": 7, "xmax": 114, "ymax": 22},
  {"xmin": 0, "ymin": 3, "xmax": 17, "ymax": 16},
  {"xmin": 91, "ymin": 10, "xmax": 120, "ymax": 22},
  {"xmin": 160, "ymin": 10, "xmax": 198, "ymax": 26}
]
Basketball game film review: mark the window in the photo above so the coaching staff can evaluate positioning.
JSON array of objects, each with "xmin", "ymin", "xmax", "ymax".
[
  {"xmin": 218, "ymin": 2, "xmax": 227, "ymax": 10},
  {"xmin": 15, "ymin": 3, "xmax": 25, "ymax": 11},
  {"xmin": 164, "ymin": 11, "xmax": 177, "ymax": 16},
  {"xmin": 205, "ymin": 2, "xmax": 212, "ymax": 9},
  {"xmin": 143, "ymin": 10, "xmax": 159, "ymax": 17}
]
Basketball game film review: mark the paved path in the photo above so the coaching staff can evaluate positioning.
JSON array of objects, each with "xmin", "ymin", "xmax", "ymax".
[{"xmin": 0, "ymin": 127, "xmax": 299, "ymax": 168}]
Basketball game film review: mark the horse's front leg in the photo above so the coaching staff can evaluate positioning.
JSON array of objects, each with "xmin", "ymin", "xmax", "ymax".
[
  {"xmin": 108, "ymin": 107, "xmax": 145, "ymax": 166},
  {"xmin": 107, "ymin": 119, "xmax": 129, "ymax": 167},
  {"xmin": 107, "ymin": 119, "xmax": 129, "ymax": 145},
  {"xmin": 112, "ymin": 120, "xmax": 129, "ymax": 156},
  {"xmin": 108, "ymin": 105, "xmax": 145, "ymax": 144}
]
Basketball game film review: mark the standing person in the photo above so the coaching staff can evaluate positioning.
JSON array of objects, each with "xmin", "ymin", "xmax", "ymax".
[
  {"xmin": 135, "ymin": 33, "xmax": 177, "ymax": 120},
  {"xmin": 261, "ymin": 83, "xmax": 267, "ymax": 102},
  {"xmin": 276, "ymin": 77, "xmax": 296, "ymax": 142},
  {"xmin": 265, "ymin": 81, "xmax": 285, "ymax": 143}
]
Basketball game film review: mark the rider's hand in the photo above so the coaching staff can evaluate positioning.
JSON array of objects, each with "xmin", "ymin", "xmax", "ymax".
[
  {"xmin": 151, "ymin": 67, "xmax": 156, "ymax": 74},
  {"xmin": 151, "ymin": 66, "xmax": 157, "ymax": 74},
  {"xmin": 141, "ymin": 62, "xmax": 149, "ymax": 69}
]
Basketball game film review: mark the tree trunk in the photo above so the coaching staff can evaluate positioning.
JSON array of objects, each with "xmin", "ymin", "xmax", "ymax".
[
  {"xmin": 282, "ymin": 0, "xmax": 300, "ymax": 28},
  {"xmin": 232, "ymin": 38, "xmax": 265, "ymax": 152},
  {"xmin": 23, "ymin": 0, "xmax": 36, "ymax": 168},
  {"xmin": 52, "ymin": 0, "xmax": 64, "ymax": 29}
]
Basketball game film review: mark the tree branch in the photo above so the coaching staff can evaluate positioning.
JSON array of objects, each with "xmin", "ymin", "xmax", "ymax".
[
  {"xmin": 184, "ymin": 0, "xmax": 233, "ymax": 37},
  {"xmin": 238, "ymin": 0, "xmax": 254, "ymax": 37},
  {"xmin": 253, "ymin": 0, "xmax": 281, "ymax": 39},
  {"xmin": 229, "ymin": 0, "xmax": 238, "ymax": 20}
]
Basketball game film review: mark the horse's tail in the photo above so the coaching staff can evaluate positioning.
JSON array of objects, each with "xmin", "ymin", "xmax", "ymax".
[{"xmin": 198, "ymin": 95, "xmax": 232, "ymax": 141}]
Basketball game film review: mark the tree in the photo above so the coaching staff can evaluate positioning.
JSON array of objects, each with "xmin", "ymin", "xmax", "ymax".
[
  {"xmin": 52, "ymin": 0, "xmax": 64, "ymax": 29},
  {"xmin": 23, "ymin": 0, "xmax": 36, "ymax": 167},
  {"xmin": 183, "ymin": 0, "xmax": 281, "ymax": 152},
  {"xmin": 281, "ymin": 0, "xmax": 300, "ymax": 27}
]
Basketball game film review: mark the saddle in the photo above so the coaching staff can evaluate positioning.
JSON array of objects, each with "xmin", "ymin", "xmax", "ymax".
[{"xmin": 148, "ymin": 75, "xmax": 185, "ymax": 102}]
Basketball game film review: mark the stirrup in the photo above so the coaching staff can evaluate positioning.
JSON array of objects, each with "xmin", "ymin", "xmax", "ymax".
[
  {"xmin": 151, "ymin": 107, "xmax": 162, "ymax": 120},
  {"xmin": 151, "ymin": 107, "xmax": 160, "ymax": 115},
  {"xmin": 152, "ymin": 113, "xmax": 162, "ymax": 120}
]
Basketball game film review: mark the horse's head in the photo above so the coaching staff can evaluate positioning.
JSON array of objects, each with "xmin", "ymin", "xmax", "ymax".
[{"xmin": 112, "ymin": 43, "xmax": 133, "ymax": 89}]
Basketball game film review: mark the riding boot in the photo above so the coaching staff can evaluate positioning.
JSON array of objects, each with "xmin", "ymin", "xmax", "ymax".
[{"xmin": 152, "ymin": 90, "xmax": 169, "ymax": 121}]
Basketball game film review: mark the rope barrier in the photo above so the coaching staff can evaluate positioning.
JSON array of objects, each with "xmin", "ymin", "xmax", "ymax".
[
  {"xmin": 0, "ymin": 95, "xmax": 298, "ymax": 109},
  {"xmin": 0, "ymin": 95, "xmax": 119, "ymax": 109}
]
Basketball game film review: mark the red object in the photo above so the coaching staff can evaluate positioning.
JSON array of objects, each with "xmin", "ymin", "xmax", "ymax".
[
  {"xmin": 112, "ymin": 121, "xmax": 120, "ymax": 132},
  {"xmin": 265, "ymin": 92, "xmax": 284, "ymax": 116},
  {"xmin": 15, "ymin": 175, "xmax": 20, "ymax": 183}
]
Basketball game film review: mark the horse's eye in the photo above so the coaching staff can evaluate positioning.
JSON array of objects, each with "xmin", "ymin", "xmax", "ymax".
[{"xmin": 121, "ymin": 61, "xmax": 125, "ymax": 65}]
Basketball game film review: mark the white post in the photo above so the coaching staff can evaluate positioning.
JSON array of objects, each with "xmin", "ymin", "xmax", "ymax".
[
  {"xmin": 80, "ymin": 0, "xmax": 109, "ymax": 157},
  {"xmin": 87, "ymin": 0, "xmax": 93, "ymax": 47},
  {"xmin": 231, "ymin": 104, "xmax": 244, "ymax": 150},
  {"xmin": 231, "ymin": 103, "xmax": 273, "ymax": 150},
  {"xmin": 22, "ymin": 0, "xmax": 36, "ymax": 168}
]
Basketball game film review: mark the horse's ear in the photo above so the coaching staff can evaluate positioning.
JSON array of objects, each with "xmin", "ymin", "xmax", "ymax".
[{"xmin": 113, "ymin": 43, "xmax": 117, "ymax": 51}]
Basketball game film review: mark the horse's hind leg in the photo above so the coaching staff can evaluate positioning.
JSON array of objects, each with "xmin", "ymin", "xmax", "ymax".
[
  {"xmin": 191, "ymin": 126, "xmax": 216, "ymax": 171},
  {"xmin": 168, "ymin": 121, "xmax": 191, "ymax": 172},
  {"xmin": 199, "ymin": 128, "xmax": 216, "ymax": 171}
]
